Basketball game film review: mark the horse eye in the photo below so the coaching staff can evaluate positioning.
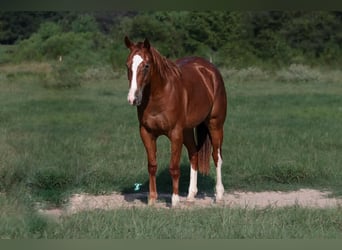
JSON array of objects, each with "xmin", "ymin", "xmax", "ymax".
[{"xmin": 144, "ymin": 64, "xmax": 150, "ymax": 70}]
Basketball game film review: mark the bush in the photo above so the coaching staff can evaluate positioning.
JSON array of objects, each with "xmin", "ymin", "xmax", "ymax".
[
  {"xmin": 14, "ymin": 33, "xmax": 44, "ymax": 61},
  {"xmin": 221, "ymin": 66, "xmax": 269, "ymax": 82},
  {"xmin": 13, "ymin": 19, "xmax": 108, "ymax": 66},
  {"xmin": 110, "ymin": 42, "xmax": 128, "ymax": 72},
  {"xmin": 41, "ymin": 32, "xmax": 93, "ymax": 60},
  {"xmin": 276, "ymin": 64, "xmax": 324, "ymax": 82},
  {"xmin": 41, "ymin": 58, "xmax": 82, "ymax": 89},
  {"xmin": 0, "ymin": 45, "xmax": 16, "ymax": 64},
  {"xmin": 319, "ymin": 41, "xmax": 342, "ymax": 66},
  {"xmin": 82, "ymin": 66, "xmax": 118, "ymax": 81},
  {"xmin": 38, "ymin": 22, "xmax": 62, "ymax": 40},
  {"xmin": 71, "ymin": 14, "xmax": 100, "ymax": 33}
]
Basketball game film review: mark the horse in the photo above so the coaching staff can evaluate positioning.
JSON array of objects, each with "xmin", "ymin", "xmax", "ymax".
[{"xmin": 124, "ymin": 36, "xmax": 227, "ymax": 207}]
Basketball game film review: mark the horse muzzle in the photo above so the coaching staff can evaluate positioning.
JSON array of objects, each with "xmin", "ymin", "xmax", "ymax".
[
  {"xmin": 128, "ymin": 98, "xmax": 141, "ymax": 106},
  {"xmin": 127, "ymin": 92, "xmax": 142, "ymax": 106}
]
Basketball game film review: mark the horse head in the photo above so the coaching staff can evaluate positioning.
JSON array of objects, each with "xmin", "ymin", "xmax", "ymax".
[{"xmin": 124, "ymin": 36, "xmax": 153, "ymax": 106}]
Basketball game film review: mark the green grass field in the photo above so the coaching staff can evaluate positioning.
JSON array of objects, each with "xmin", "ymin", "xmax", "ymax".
[{"xmin": 0, "ymin": 63, "xmax": 341, "ymax": 238}]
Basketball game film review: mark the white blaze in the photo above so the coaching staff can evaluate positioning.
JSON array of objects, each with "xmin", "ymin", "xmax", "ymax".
[{"xmin": 128, "ymin": 54, "xmax": 143, "ymax": 105}]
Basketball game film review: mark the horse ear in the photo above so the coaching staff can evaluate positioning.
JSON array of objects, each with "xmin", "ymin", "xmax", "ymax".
[
  {"xmin": 143, "ymin": 38, "xmax": 150, "ymax": 50},
  {"xmin": 124, "ymin": 36, "xmax": 133, "ymax": 49}
]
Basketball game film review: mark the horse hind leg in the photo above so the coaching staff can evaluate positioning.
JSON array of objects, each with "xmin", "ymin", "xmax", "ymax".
[
  {"xmin": 208, "ymin": 125, "xmax": 225, "ymax": 202},
  {"xmin": 183, "ymin": 129, "xmax": 198, "ymax": 202},
  {"xmin": 214, "ymin": 147, "xmax": 224, "ymax": 202}
]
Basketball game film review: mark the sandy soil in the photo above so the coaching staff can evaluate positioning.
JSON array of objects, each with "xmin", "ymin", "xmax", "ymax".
[{"xmin": 37, "ymin": 189, "xmax": 342, "ymax": 219}]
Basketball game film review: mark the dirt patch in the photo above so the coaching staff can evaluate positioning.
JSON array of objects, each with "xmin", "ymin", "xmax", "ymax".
[{"xmin": 37, "ymin": 189, "xmax": 342, "ymax": 219}]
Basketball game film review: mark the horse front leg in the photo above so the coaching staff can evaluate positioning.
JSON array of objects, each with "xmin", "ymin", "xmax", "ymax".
[
  {"xmin": 169, "ymin": 129, "xmax": 183, "ymax": 207},
  {"xmin": 140, "ymin": 126, "xmax": 158, "ymax": 205}
]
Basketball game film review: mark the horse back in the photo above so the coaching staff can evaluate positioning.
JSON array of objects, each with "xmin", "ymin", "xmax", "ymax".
[{"xmin": 176, "ymin": 56, "xmax": 225, "ymax": 96}]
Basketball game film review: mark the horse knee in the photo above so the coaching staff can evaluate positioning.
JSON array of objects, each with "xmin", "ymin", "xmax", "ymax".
[
  {"xmin": 212, "ymin": 151, "xmax": 219, "ymax": 166},
  {"xmin": 148, "ymin": 164, "xmax": 157, "ymax": 175},
  {"xmin": 169, "ymin": 166, "xmax": 180, "ymax": 178}
]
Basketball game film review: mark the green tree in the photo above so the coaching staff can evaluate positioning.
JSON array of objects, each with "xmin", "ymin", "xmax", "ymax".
[
  {"xmin": 281, "ymin": 11, "xmax": 342, "ymax": 61},
  {"xmin": 4, "ymin": 11, "xmax": 342, "ymax": 67},
  {"xmin": 71, "ymin": 14, "xmax": 100, "ymax": 33},
  {"xmin": 118, "ymin": 11, "xmax": 189, "ymax": 58},
  {"xmin": 0, "ymin": 12, "xmax": 63, "ymax": 44}
]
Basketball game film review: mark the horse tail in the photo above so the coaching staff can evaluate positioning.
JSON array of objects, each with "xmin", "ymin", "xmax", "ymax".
[{"xmin": 195, "ymin": 123, "xmax": 211, "ymax": 175}]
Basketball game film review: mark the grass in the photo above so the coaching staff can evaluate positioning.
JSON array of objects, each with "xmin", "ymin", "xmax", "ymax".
[
  {"xmin": 48, "ymin": 207, "xmax": 341, "ymax": 239},
  {"xmin": 225, "ymin": 81, "xmax": 342, "ymax": 192},
  {"xmin": 0, "ymin": 63, "xmax": 342, "ymax": 238},
  {"xmin": 1, "ymin": 195, "xmax": 341, "ymax": 239}
]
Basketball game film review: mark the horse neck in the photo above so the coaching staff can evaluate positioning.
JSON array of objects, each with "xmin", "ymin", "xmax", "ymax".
[
  {"xmin": 138, "ymin": 72, "xmax": 170, "ymax": 115},
  {"xmin": 149, "ymin": 68, "xmax": 175, "ymax": 98},
  {"xmin": 149, "ymin": 48, "xmax": 180, "ymax": 92},
  {"xmin": 142, "ymin": 48, "xmax": 181, "ymax": 106}
]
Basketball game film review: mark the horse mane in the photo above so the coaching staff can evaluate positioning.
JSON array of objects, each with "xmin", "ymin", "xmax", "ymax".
[{"xmin": 149, "ymin": 46, "xmax": 181, "ymax": 81}]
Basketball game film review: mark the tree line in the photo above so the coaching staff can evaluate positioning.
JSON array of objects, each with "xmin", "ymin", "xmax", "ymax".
[{"xmin": 1, "ymin": 11, "xmax": 341, "ymax": 68}]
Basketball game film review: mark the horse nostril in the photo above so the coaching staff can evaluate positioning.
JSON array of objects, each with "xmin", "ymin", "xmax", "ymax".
[
  {"xmin": 128, "ymin": 97, "xmax": 134, "ymax": 105},
  {"xmin": 128, "ymin": 97, "xmax": 138, "ymax": 106}
]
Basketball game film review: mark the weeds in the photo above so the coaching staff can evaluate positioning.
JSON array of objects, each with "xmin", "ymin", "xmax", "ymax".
[
  {"xmin": 220, "ymin": 64, "xmax": 341, "ymax": 84},
  {"xmin": 221, "ymin": 67, "xmax": 269, "ymax": 83},
  {"xmin": 276, "ymin": 64, "xmax": 324, "ymax": 82}
]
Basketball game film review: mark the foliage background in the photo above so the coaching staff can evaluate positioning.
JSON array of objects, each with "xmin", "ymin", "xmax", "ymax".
[{"xmin": 1, "ymin": 11, "xmax": 341, "ymax": 68}]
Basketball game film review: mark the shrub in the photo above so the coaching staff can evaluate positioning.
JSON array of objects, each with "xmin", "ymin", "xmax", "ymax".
[
  {"xmin": 71, "ymin": 14, "xmax": 100, "ymax": 33},
  {"xmin": 276, "ymin": 64, "xmax": 324, "ymax": 82},
  {"xmin": 110, "ymin": 42, "xmax": 128, "ymax": 72},
  {"xmin": 319, "ymin": 41, "xmax": 342, "ymax": 66},
  {"xmin": 0, "ymin": 45, "xmax": 15, "ymax": 64},
  {"xmin": 14, "ymin": 33, "xmax": 44, "ymax": 61},
  {"xmin": 218, "ymin": 41, "xmax": 261, "ymax": 68},
  {"xmin": 41, "ymin": 32, "xmax": 93, "ymax": 60},
  {"xmin": 82, "ymin": 66, "xmax": 117, "ymax": 81},
  {"xmin": 41, "ymin": 59, "xmax": 82, "ymax": 89},
  {"xmin": 221, "ymin": 66, "xmax": 269, "ymax": 83},
  {"xmin": 13, "ymin": 19, "xmax": 108, "ymax": 65},
  {"xmin": 38, "ymin": 22, "xmax": 62, "ymax": 40}
]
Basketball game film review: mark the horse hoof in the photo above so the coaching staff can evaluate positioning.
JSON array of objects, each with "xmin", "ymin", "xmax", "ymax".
[
  {"xmin": 186, "ymin": 197, "xmax": 195, "ymax": 202},
  {"xmin": 148, "ymin": 198, "xmax": 157, "ymax": 206},
  {"xmin": 171, "ymin": 194, "xmax": 180, "ymax": 208},
  {"xmin": 186, "ymin": 195, "xmax": 196, "ymax": 203}
]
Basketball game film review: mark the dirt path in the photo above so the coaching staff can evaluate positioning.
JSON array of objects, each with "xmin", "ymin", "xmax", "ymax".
[{"xmin": 38, "ymin": 189, "xmax": 342, "ymax": 219}]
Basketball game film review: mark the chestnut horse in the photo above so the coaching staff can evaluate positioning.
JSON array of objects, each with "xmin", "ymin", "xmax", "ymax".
[{"xmin": 124, "ymin": 36, "xmax": 227, "ymax": 207}]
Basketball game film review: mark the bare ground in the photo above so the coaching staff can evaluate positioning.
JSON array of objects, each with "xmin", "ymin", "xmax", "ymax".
[{"xmin": 37, "ymin": 189, "xmax": 342, "ymax": 219}]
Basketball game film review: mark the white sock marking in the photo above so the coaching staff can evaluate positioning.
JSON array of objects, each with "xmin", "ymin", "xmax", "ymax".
[
  {"xmin": 187, "ymin": 165, "xmax": 198, "ymax": 201},
  {"xmin": 128, "ymin": 54, "xmax": 143, "ymax": 105},
  {"xmin": 172, "ymin": 194, "xmax": 180, "ymax": 207},
  {"xmin": 216, "ymin": 149, "xmax": 224, "ymax": 201}
]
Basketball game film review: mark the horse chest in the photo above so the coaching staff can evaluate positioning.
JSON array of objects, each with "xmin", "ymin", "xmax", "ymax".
[{"xmin": 141, "ymin": 112, "xmax": 173, "ymax": 134}]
